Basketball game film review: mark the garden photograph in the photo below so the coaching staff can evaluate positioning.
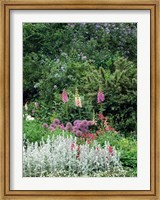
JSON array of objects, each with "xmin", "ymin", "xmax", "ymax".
[{"xmin": 23, "ymin": 23, "xmax": 137, "ymax": 177}]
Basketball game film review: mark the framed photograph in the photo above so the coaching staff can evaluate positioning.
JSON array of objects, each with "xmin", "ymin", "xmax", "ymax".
[{"xmin": 0, "ymin": 0, "xmax": 159, "ymax": 199}]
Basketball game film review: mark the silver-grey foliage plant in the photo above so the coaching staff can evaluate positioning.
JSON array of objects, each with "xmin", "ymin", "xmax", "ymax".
[{"xmin": 23, "ymin": 135, "xmax": 126, "ymax": 177}]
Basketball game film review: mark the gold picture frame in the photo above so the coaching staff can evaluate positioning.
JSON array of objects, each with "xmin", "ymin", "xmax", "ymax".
[{"xmin": 0, "ymin": 0, "xmax": 159, "ymax": 199}]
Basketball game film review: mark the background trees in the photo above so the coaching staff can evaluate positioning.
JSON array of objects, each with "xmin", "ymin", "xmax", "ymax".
[{"xmin": 23, "ymin": 23, "xmax": 137, "ymax": 137}]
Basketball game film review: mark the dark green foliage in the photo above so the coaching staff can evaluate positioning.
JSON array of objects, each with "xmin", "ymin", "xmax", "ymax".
[
  {"xmin": 107, "ymin": 56, "xmax": 137, "ymax": 136},
  {"xmin": 23, "ymin": 22, "xmax": 137, "ymax": 137},
  {"xmin": 23, "ymin": 23, "xmax": 137, "ymax": 65},
  {"xmin": 23, "ymin": 101, "xmax": 53, "ymax": 124}
]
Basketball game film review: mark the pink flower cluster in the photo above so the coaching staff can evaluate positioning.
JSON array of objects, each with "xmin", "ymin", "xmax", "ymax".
[
  {"xmin": 97, "ymin": 113, "xmax": 116, "ymax": 132},
  {"xmin": 62, "ymin": 89, "xmax": 69, "ymax": 103},
  {"xmin": 97, "ymin": 90, "xmax": 105, "ymax": 104},
  {"xmin": 61, "ymin": 88, "xmax": 105, "ymax": 108},
  {"xmin": 70, "ymin": 142, "xmax": 114, "ymax": 158},
  {"xmin": 81, "ymin": 133, "xmax": 95, "ymax": 140}
]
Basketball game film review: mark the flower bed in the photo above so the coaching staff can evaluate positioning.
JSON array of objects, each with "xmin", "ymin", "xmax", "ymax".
[{"xmin": 23, "ymin": 135, "xmax": 126, "ymax": 177}]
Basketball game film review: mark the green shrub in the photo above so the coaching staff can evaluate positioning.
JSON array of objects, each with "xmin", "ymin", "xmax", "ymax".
[
  {"xmin": 23, "ymin": 101, "xmax": 53, "ymax": 124},
  {"xmin": 23, "ymin": 119, "xmax": 73, "ymax": 143},
  {"xmin": 106, "ymin": 56, "xmax": 137, "ymax": 137}
]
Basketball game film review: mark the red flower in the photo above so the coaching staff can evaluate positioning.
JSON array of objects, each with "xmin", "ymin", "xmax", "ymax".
[
  {"xmin": 77, "ymin": 145, "xmax": 80, "ymax": 152},
  {"xmin": 98, "ymin": 113, "xmax": 105, "ymax": 121},
  {"xmin": 105, "ymin": 126, "xmax": 115, "ymax": 131},
  {"xmin": 77, "ymin": 154, "xmax": 80, "ymax": 160},
  {"xmin": 96, "ymin": 130, "xmax": 102, "ymax": 136},
  {"xmin": 86, "ymin": 133, "xmax": 95, "ymax": 140},
  {"xmin": 87, "ymin": 140, "xmax": 91, "ymax": 144},
  {"xmin": 71, "ymin": 143, "xmax": 75, "ymax": 150},
  {"xmin": 81, "ymin": 133, "xmax": 85, "ymax": 138},
  {"xmin": 107, "ymin": 146, "xmax": 113, "ymax": 154}
]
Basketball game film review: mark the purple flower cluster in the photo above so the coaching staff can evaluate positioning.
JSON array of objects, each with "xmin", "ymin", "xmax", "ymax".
[
  {"xmin": 72, "ymin": 120, "xmax": 93, "ymax": 137},
  {"xmin": 43, "ymin": 119, "xmax": 65, "ymax": 132},
  {"xmin": 43, "ymin": 118, "xmax": 94, "ymax": 137},
  {"xmin": 42, "ymin": 123, "xmax": 48, "ymax": 129},
  {"xmin": 65, "ymin": 122, "xmax": 73, "ymax": 132}
]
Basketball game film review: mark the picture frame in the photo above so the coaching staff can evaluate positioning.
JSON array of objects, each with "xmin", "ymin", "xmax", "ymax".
[{"xmin": 0, "ymin": 0, "xmax": 159, "ymax": 199}]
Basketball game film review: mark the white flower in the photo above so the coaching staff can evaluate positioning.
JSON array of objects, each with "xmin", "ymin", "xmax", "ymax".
[
  {"xmin": 75, "ymin": 96, "xmax": 82, "ymax": 108},
  {"xmin": 34, "ymin": 83, "xmax": 39, "ymax": 88},
  {"xmin": 24, "ymin": 103, "xmax": 28, "ymax": 111},
  {"xmin": 26, "ymin": 115, "xmax": 34, "ymax": 121}
]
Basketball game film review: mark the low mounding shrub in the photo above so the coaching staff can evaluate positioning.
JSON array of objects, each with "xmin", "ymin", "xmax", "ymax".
[
  {"xmin": 23, "ymin": 119, "xmax": 73, "ymax": 144},
  {"xmin": 23, "ymin": 135, "xmax": 126, "ymax": 177}
]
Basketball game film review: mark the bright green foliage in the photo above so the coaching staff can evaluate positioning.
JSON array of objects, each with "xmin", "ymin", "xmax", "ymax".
[
  {"xmin": 23, "ymin": 120, "xmax": 73, "ymax": 143},
  {"xmin": 23, "ymin": 120, "xmax": 51, "ymax": 143}
]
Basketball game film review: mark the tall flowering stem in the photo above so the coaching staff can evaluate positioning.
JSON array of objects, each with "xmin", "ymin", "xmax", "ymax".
[
  {"xmin": 62, "ymin": 89, "xmax": 69, "ymax": 120},
  {"xmin": 92, "ymin": 109, "xmax": 97, "ymax": 125},
  {"xmin": 100, "ymin": 103, "xmax": 103, "ymax": 115},
  {"xmin": 75, "ymin": 88, "xmax": 82, "ymax": 119},
  {"xmin": 97, "ymin": 89, "xmax": 105, "ymax": 114},
  {"xmin": 62, "ymin": 89, "xmax": 68, "ymax": 103}
]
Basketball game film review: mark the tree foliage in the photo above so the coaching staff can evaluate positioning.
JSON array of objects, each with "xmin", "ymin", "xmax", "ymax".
[{"xmin": 23, "ymin": 23, "xmax": 137, "ymax": 137}]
